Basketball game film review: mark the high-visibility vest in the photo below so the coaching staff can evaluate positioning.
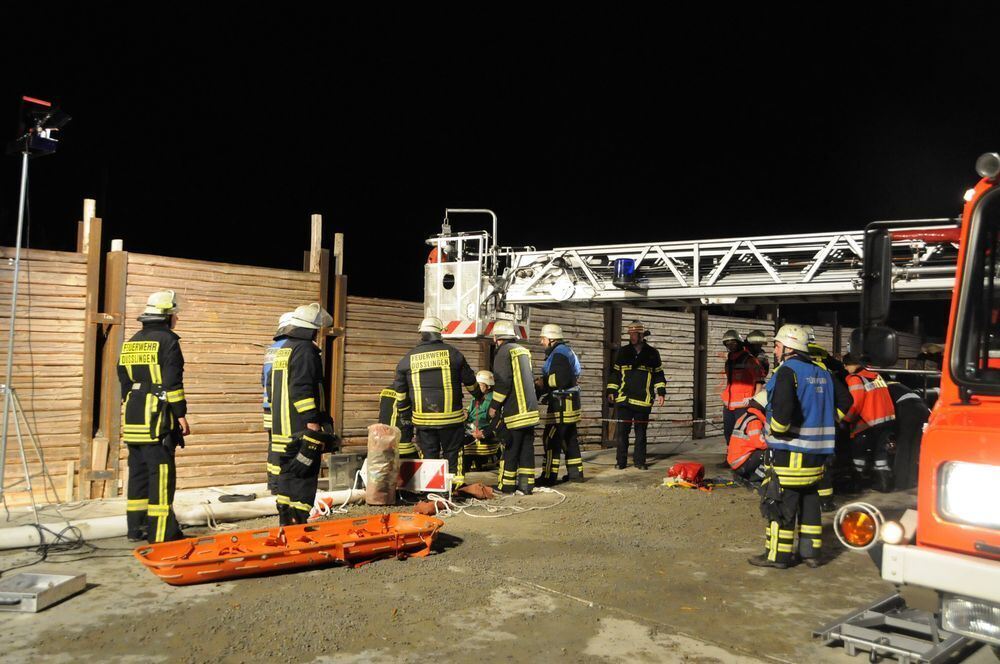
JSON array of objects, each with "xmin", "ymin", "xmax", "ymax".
[
  {"xmin": 727, "ymin": 407, "xmax": 767, "ymax": 469},
  {"xmin": 845, "ymin": 369, "xmax": 896, "ymax": 438},
  {"xmin": 764, "ymin": 356, "xmax": 838, "ymax": 455},
  {"xmin": 722, "ymin": 349, "xmax": 765, "ymax": 410}
]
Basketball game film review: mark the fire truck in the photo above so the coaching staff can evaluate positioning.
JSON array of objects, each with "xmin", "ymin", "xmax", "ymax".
[{"xmin": 820, "ymin": 153, "xmax": 1000, "ymax": 661}]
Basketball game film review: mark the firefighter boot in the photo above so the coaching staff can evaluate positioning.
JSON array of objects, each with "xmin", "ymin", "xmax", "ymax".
[
  {"xmin": 747, "ymin": 554, "xmax": 789, "ymax": 570},
  {"xmin": 564, "ymin": 464, "xmax": 584, "ymax": 483},
  {"xmin": 516, "ymin": 475, "xmax": 534, "ymax": 496},
  {"xmin": 820, "ymin": 497, "xmax": 837, "ymax": 513},
  {"xmin": 873, "ymin": 469, "xmax": 894, "ymax": 493}
]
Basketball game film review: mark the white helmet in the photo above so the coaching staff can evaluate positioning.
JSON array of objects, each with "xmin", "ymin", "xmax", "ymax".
[
  {"xmin": 540, "ymin": 323, "xmax": 564, "ymax": 340},
  {"xmin": 491, "ymin": 319, "xmax": 517, "ymax": 339},
  {"xmin": 143, "ymin": 290, "xmax": 177, "ymax": 315},
  {"xmin": 626, "ymin": 320, "xmax": 645, "ymax": 334},
  {"xmin": 418, "ymin": 316, "xmax": 444, "ymax": 333},
  {"xmin": 475, "ymin": 370, "xmax": 495, "ymax": 386},
  {"xmin": 775, "ymin": 324, "xmax": 809, "ymax": 352},
  {"xmin": 801, "ymin": 324, "xmax": 817, "ymax": 343},
  {"xmin": 276, "ymin": 311, "xmax": 295, "ymax": 331},
  {"xmin": 290, "ymin": 303, "xmax": 333, "ymax": 330}
]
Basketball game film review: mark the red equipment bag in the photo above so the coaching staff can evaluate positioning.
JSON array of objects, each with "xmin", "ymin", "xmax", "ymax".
[{"xmin": 667, "ymin": 462, "xmax": 705, "ymax": 484}]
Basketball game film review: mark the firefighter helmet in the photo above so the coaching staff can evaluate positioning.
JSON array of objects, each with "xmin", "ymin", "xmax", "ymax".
[
  {"xmin": 722, "ymin": 329, "xmax": 742, "ymax": 345},
  {"xmin": 143, "ymin": 290, "xmax": 177, "ymax": 315},
  {"xmin": 626, "ymin": 320, "xmax": 645, "ymax": 333},
  {"xmin": 747, "ymin": 329, "xmax": 767, "ymax": 345},
  {"xmin": 802, "ymin": 324, "xmax": 817, "ymax": 343},
  {"xmin": 476, "ymin": 370, "xmax": 495, "ymax": 386},
  {"xmin": 290, "ymin": 303, "xmax": 333, "ymax": 330},
  {"xmin": 774, "ymin": 324, "xmax": 809, "ymax": 352},
  {"xmin": 491, "ymin": 319, "xmax": 518, "ymax": 339},
  {"xmin": 540, "ymin": 323, "xmax": 564, "ymax": 340},
  {"xmin": 276, "ymin": 311, "xmax": 295, "ymax": 331},
  {"xmin": 418, "ymin": 316, "xmax": 444, "ymax": 333}
]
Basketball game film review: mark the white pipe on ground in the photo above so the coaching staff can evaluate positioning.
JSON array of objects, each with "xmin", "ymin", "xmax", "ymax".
[{"xmin": 0, "ymin": 489, "xmax": 366, "ymax": 550}]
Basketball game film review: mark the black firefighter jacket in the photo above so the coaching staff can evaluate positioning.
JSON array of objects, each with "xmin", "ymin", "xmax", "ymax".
[
  {"xmin": 392, "ymin": 339, "xmax": 478, "ymax": 428},
  {"xmin": 493, "ymin": 341, "xmax": 540, "ymax": 430},
  {"xmin": 118, "ymin": 321, "xmax": 187, "ymax": 444},
  {"xmin": 606, "ymin": 342, "xmax": 667, "ymax": 409},
  {"xmin": 266, "ymin": 329, "xmax": 326, "ymax": 444}
]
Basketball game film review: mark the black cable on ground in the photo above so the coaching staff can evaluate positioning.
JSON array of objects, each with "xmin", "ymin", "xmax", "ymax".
[{"xmin": 0, "ymin": 523, "xmax": 133, "ymax": 578}]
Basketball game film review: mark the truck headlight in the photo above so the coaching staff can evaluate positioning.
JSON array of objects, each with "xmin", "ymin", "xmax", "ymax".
[
  {"xmin": 939, "ymin": 462, "xmax": 1000, "ymax": 529},
  {"xmin": 941, "ymin": 595, "xmax": 1000, "ymax": 646}
]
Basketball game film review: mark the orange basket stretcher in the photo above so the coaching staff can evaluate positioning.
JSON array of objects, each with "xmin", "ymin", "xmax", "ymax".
[{"xmin": 133, "ymin": 512, "xmax": 445, "ymax": 586}]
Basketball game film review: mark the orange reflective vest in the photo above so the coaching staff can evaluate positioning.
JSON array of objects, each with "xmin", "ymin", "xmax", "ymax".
[
  {"xmin": 845, "ymin": 369, "xmax": 896, "ymax": 438},
  {"xmin": 721, "ymin": 349, "xmax": 766, "ymax": 410},
  {"xmin": 727, "ymin": 406, "xmax": 768, "ymax": 469}
]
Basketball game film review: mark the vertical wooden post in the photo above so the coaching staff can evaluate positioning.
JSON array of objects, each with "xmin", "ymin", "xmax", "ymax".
[
  {"xmin": 91, "ymin": 247, "xmax": 127, "ymax": 499},
  {"xmin": 309, "ymin": 214, "xmax": 322, "ymax": 274},
  {"xmin": 333, "ymin": 232, "xmax": 344, "ymax": 277},
  {"xmin": 692, "ymin": 306, "xmax": 709, "ymax": 440},
  {"xmin": 77, "ymin": 212, "xmax": 102, "ymax": 499},
  {"xmin": 602, "ymin": 304, "xmax": 622, "ymax": 445},
  {"xmin": 329, "ymin": 275, "xmax": 348, "ymax": 435}
]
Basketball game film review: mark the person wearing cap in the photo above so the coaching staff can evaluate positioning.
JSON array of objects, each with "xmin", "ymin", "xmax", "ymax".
[
  {"xmin": 489, "ymin": 319, "xmax": 540, "ymax": 494},
  {"xmin": 463, "ymin": 370, "xmax": 501, "ymax": 473},
  {"xmin": 536, "ymin": 323, "xmax": 584, "ymax": 485},
  {"xmin": 606, "ymin": 320, "xmax": 667, "ymax": 470},
  {"xmin": 392, "ymin": 316, "xmax": 480, "ymax": 488},
  {"xmin": 118, "ymin": 290, "xmax": 190, "ymax": 543},
  {"xmin": 721, "ymin": 329, "xmax": 767, "ymax": 446},
  {"xmin": 842, "ymin": 353, "xmax": 897, "ymax": 493},
  {"xmin": 262, "ymin": 311, "xmax": 295, "ymax": 494},
  {"xmin": 378, "ymin": 387, "xmax": 417, "ymax": 458},
  {"xmin": 752, "ymin": 323, "xmax": 852, "ymax": 570},
  {"xmin": 268, "ymin": 303, "xmax": 338, "ymax": 525},
  {"xmin": 727, "ymin": 391, "xmax": 769, "ymax": 492}
]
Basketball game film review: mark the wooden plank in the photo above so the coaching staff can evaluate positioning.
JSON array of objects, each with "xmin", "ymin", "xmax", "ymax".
[
  {"xmin": 79, "ymin": 216, "xmax": 101, "ymax": 499},
  {"xmin": 330, "ymin": 275, "xmax": 348, "ymax": 436},
  {"xmin": 310, "ymin": 214, "xmax": 322, "ymax": 273},
  {"xmin": 93, "ymin": 250, "xmax": 127, "ymax": 499}
]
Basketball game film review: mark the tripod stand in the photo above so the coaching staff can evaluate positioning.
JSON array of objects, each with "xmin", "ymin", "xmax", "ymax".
[{"xmin": 0, "ymin": 385, "xmax": 64, "ymax": 524}]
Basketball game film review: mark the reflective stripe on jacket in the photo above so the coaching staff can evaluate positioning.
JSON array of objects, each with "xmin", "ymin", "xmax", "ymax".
[
  {"xmin": 392, "ymin": 339, "xmax": 478, "ymax": 428},
  {"xmin": 493, "ymin": 342, "xmax": 540, "ymax": 430},
  {"xmin": 117, "ymin": 323, "xmax": 186, "ymax": 444},
  {"xmin": 845, "ymin": 369, "xmax": 896, "ymax": 438},
  {"xmin": 722, "ymin": 349, "xmax": 766, "ymax": 410},
  {"xmin": 728, "ymin": 407, "xmax": 768, "ymax": 469},
  {"xmin": 764, "ymin": 355, "xmax": 837, "ymax": 455}
]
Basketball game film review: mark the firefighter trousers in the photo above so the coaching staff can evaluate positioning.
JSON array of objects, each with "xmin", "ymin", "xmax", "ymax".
[
  {"xmin": 416, "ymin": 424, "xmax": 466, "ymax": 488},
  {"xmin": 616, "ymin": 405, "xmax": 650, "ymax": 467},
  {"xmin": 266, "ymin": 432, "xmax": 282, "ymax": 495},
  {"xmin": 276, "ymin": 439, "xmax": 321, "ymax": 526},
  {"xmin": 722, "ymin": 406, "xmax": 746, "ymax": 445},
  {"xmin": 852, "ymin": 425, "xmax": 892, "ymax": 476},
  {"xmin": 540, "ymin": 422, "xmax": 583, "ymax": 482},
  {"xmin": 498, "ymin": 426, "xmax": 536, "ymax": 494},
  {"xmin": 764, "ymin": 481, "xmax": 822, "ymax": 565},
  {"xmin": 126, "ymin": 439, "xmax": 183, "ymax": 543}
]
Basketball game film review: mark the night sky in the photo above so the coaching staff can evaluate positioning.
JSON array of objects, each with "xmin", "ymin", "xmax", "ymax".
[{"xmin": 3, "ymin": 8, "xmax": 996, "ymax": 335}]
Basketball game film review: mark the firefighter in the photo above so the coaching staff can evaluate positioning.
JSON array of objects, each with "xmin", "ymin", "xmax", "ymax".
[
  {"xmin": 886, "ymin": 380, "xmax": 930, "ymax": 490},
  {"xmin": 746, "ymin": 329, "xmax": 770, "ymax": 377},
  {"xmin": 803, "ymin": 325, "xmax": 847, "ymax": 381},
  {"xmin": 392, "ymin": 316, "xmax": 480, "ymax": 488},
  {"xmin": 721, "ymin": 329, "xmax": 767, "ymax": 445},
  {"xmin": 378, "ymin": 387, "xmax": 418, "ymax": 458},
  {"xmin": 269, "ymin": 303, "xmax": 338, "ymax": 525},
  {"xmin": 843, "ymin": 353, "xmax": 897, "ymax": 493},
  {"xmin": 607, "ymin": 321, "xmax": 667, "ymax": 470},
  {"xmin": 490, "ymin": 320, "xmax": 540, "ymax": 494},
  {"xmin": 119, "ymin": 290, "xmax": 190, "ymax": 543},
  {"xmin": 727, "ymin": 391, "xmax": 768, "ymax": 492},
  {"xmin": 751, "ymin": 324, "xmax": 853, "ymax": 569},
  {"xmin": 463, "ymin": 370, "xmax": 500, "ymax": 473},
  {"xmin": 801, "ymin": 325, "xmax": 847, "ymax": 511},
  {"xmin": 262, "ymin": 311, "xmax": 295, "ymax": 494},
  {"xmin": 536, "ymin": 323, "xmax": 584, "ymax": 485}
]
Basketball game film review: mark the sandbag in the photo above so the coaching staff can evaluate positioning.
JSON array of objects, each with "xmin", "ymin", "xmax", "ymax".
[{"xmin": 366, "ymin": 423, "xmax": 401, "ymax": 505}]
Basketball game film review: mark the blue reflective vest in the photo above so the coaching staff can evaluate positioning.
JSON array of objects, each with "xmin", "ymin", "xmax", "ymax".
[
  {"xmin": 764, "ymin": 356, "xmax": 837, "ymax": 455},
  {"xmin": 543, "ymin": 342, "xmax": 582, "ymax": 391}
]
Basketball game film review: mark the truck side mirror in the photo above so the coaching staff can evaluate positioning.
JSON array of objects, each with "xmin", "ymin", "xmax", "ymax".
[
  {"xmin": 861, "ymin": 227, "xmax": 893, "ymax": 326},
  {"xmin": 850, "ymin": 326, "xmax": 899, "ymax": 367}
]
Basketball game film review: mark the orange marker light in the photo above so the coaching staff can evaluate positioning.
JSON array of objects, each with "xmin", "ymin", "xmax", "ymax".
[{"xmin": 840, "ymin": 510, "xmax": 876, "ymax": 548}]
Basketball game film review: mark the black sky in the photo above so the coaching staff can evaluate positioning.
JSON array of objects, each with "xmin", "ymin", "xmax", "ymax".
[{"xmin": 1, "ymin": 8, "xmax": 996, "ymax": 333}]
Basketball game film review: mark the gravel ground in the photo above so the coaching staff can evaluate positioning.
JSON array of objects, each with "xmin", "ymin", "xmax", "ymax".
[{"xmin": 0, "ymin": 440, "xmax": 994, "ymax": 663}]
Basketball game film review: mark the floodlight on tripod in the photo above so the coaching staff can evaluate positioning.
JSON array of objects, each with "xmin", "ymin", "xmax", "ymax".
[{"xmin": 1, "ymin": 96, "xmax": 71, "ymax": 514}]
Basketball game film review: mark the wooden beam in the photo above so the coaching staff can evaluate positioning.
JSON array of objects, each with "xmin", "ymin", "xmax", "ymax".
[
  {"xmin": 329, "ymin": 275, "xmax": 348, "ymax": 436},
  {"xmin": 90, "ymin": 249, "xmax": 127, "ymax": 498},
  {"xmin": 309, "ymin": 214, "xmax": 322, "ymax": 273},
  {"xmin": 602, "ymin": 304, "xmax": 622, "ymax": 446},
  {"xmin": 77, "ymin": 216, "xmax": 102, "ymax": 499},
  {"xmin": 65, "ymin": 460, "xmax": 75, "ymax": 503},
  {"xmin": 692, "ymin": 306, "xmax": 708, "ymax": 439},
  {"xmin": 333, "ymin": 232, "xmax": 344, "ymax": 276}
]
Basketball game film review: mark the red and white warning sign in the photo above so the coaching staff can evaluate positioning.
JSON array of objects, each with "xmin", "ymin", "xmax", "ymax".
[{"xmin": 397, "ymin": 459, "xmax": 450, "ymax": 492}]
